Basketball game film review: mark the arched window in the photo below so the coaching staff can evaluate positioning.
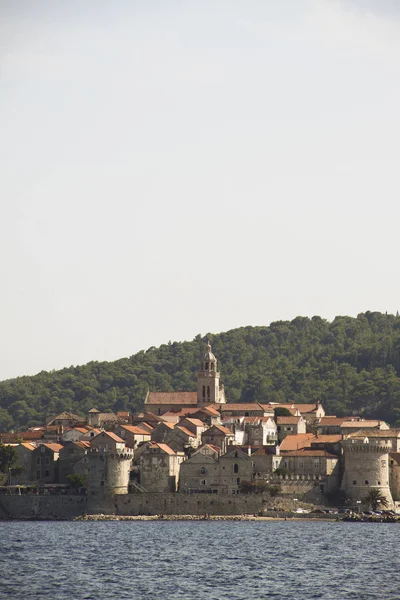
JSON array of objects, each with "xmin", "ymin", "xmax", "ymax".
[
  {"xmin": 202, "ymin": 386, "xmax": 205, "ymax": 399},
  {"xmin": 234, "ymin": 463, "xmax": 239, "ymax": 474},
  {"xmin": 237, "ymin": 478, "xmax": 240, "ymax": 485},
  {"xmin": 211, "ymin": 363, "xmax": 214, "ymax": 371},
  {"xmin": 200, "ymin": 467, "xmax": 206, "ymax": 475},
  {"xmin": 207, "ymin": 386, "xmax": 210, "ymax": 398},
  {"xmin": 205, "ymin": 362, "xmax": 209, "ymax": 371}
]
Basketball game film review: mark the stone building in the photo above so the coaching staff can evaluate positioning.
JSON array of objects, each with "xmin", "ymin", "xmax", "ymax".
[
  {"xmin": 244, "ymin": 417, "xmax": 277, "ymax": 446},
  {"xmin": 115, "ymin": 425, "xmax": 151, "ymax": 449},
  {"xmin": 276, "ymin": 416, "xmax": 306, "ymax": 442},
  {"xmin": 252, "ymin": 446, "xmax": 282, "ymax": 477},
  {"xmin": 219, "ymin": 446, "xmax": 254, "ymax": 494},
  {"xmin": 140, "ymin": 443, "xmax": 185, "ymax": 492},
  {"xmin": 6, "ymin": 443, "xmax": 35, "ymax": 485},
  {"xmin": 280, "ymin": 449, "xmax": 340, "ymax": 494},
  {"xmin": 58, "ymin": 441, "xmax": 89, "ymax": 484},
  {"xmin": 32, "ymin": 443, "xmax": 63, "ymax": 484},
  {"xmin": 144, "ymin": 343, "xmax": 226, "ymax": 415},
  {"xmin": 47, "ymin": 412, "xmax": 82, "ymax": 429},
  {"xmin": 201, "ymin": 425, "xmax": 235, "ymax": 453},
  {"xmin": 178, "ymin": 450, "xmax": 220, "ymax": 493}
]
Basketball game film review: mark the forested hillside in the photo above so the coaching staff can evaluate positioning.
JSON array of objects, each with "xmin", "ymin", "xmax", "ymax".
[{"xmin": 2, "ymin": 311, "xmax": 400, "ymax": 431}]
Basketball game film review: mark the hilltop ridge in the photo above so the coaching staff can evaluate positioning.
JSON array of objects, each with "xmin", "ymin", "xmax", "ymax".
[{"xmin": 2, "ymin": 311, "xmax": 400, "ymax": 430}]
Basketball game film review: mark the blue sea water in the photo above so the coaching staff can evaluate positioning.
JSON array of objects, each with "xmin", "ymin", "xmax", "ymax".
[{"xmin": 1, "ymin": 520, "xmax": 399, "ymax": 600}]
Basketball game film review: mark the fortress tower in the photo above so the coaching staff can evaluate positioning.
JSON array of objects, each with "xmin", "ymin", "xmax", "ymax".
[
  {"xmin": 87, "ymin": 446, "xmax": 134, "ymax": 495},
  {"xmin": 197, "ymin": 342, "xmax": 226, "ymax": 406},
  {"xmin": 341, "ymin": 433, "xmax": 393, "ymax": 508}
]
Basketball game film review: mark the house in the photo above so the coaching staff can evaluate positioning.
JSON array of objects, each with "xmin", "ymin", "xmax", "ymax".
[
  {"xmin": 90, "ymin": 431, "xmax": 126, "ymax": 453},
  {"xmin": 340, "ymin": 420, "xmax": 390, "ymax": 435},
  {"xmin": 252, "ymin": 446, "xmax": 282, "ymax": 478},
  {"xmin": 279, "ymin": 433, "xmax": 316, "ymax": 452},
  {"xmin": 32, "ymin": 443, "xmax": 63, "ymax": 484},
  {"xmin": 139, "ymin": 443, "xmax": 185, "ymax": 492},
  {"xmin": 201, "ymin": 425, "xmax": 235, "ymax": 454},
  {"xmin": 219, "ymin": 446, "xmax": 254, "ymax": 494},
  {"xmin": 5, "ymin": 443, "xmax": 35, "ymax": 485},
  {"xmin": 178, "ymin": 445, "xmax": 253, "ymax": 494},
  {"xmin": 61, "ymin": 427, "xmax": 91, "ymax": 443},
  {"xmin": 58, "ymin": 441, "xmax": 89, "ymax": 484},
  {"xmin": 178, "ymin": 451, "xmax": 220, "ymax": 493},
  {"xmin": 280, "ymin": 449, "xmax": 340, "ymax": 493},
  {"xmin": 0, "ymin": 430, "xmax": 45, "ymax": 445},
  {"xmin": 220, "ymin": 404, "xmax": 273, "ymax": 418},
  {"xmin": 276, "ymin": 416, "xmax": 306, "ymax": 442},
  {"xmin": 243, "ymin": 417, "xmax": 277, "ymax": 446},
  {"xmin": 115, "ymin": 425, "xmax": 151, "ymax": 449},
  {"xmin": 150, "ymin": 422, "xmax": 176, "ymax": 444},
  {"xmin": 47, "ymin": 412, "xmax": 83, "ymax": 429},
  {"xmin": 86, "ymin": 408, "xmax": 119, "ymax": 429}
]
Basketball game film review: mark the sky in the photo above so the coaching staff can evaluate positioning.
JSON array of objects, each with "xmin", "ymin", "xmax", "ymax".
[{"xmin": 1, "ymin": 0, "xmax": 400, "ymax": 380}]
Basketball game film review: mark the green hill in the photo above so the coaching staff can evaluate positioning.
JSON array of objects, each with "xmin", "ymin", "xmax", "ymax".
[{"xmin": 2, "ymin": 311, "xmax": 400, "ymax": 431}]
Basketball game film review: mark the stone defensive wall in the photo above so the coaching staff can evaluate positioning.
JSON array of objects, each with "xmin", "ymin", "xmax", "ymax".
[{"xmin": 0, "ymin": 492, "xmax": 267, "ymax": 519}]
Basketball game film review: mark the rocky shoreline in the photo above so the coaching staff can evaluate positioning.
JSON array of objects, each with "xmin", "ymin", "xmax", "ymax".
[{"xmin": 73, "ymin": 513, "xmax": 337, "ymax": 522}]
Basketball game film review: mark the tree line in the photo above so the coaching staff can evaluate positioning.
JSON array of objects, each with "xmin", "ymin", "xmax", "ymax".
[{"xmin": 2, "ymin": 311, "xmax": 400, "ymax": 431}]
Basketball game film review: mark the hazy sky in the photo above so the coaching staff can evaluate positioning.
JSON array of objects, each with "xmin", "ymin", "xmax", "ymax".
[{"xmin": 1, "ymin": 0, "xmax": 400, "ymax": 380}]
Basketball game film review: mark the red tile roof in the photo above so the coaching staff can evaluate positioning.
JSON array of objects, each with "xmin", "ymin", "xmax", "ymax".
[
  {"xmin": 208, "ymin": 425, "xmax": 234, "ymax": 435},
  {"xmin": 291, "ymin": 403, "xmax": 320, "ymax": 414},
  {"xmin": 120, "ymin": 425, "xmax": 150, "ymax": 435},
  {"xmin": 183, "ymin": 418, "xmax": 205, "ymax": 428},
  {"xmin": 42, "ymin": 443, "xmax": 63, "ymax": 453},
  {"xmin": 146, "ymin": 392, "xmax": 197, "ymax": 405},
  {"xmin": 176, "ymin": 426, "xmax": 195, "ymax": 438},
  {"xmin": 277, "ymin": 416, "xmax": 302, "ymax": 424},
  {"xmin": 149, "ymin": 443, "xmax": 176, "ymax": 455},
  {"xmin": 341, "ymin": 420, "xmax": 383, "ymax": 429},
  {"xmin": 280, "ymin": 434, "xmax": 315, "ymax": 451},
  {"xmin": 220, "ymin": 403, "xmax": 266, "ymax": 412},
  {"xmin": 284, "ymin": 449, "xmax": 338, "ymax": 458}
]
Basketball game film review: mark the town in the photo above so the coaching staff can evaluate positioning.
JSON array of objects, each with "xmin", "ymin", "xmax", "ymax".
[{"xmin": 1, "ymin": 343, "xmax": 399, "ymax": 518}]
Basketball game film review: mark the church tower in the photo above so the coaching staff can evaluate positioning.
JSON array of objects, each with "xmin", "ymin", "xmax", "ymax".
[{"xmin": 197, "ymin": 342, "xmax": 225, "ymax": 405}]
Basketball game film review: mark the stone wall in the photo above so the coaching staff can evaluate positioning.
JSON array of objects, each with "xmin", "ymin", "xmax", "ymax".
[
  {"xmin": 0, "ymin": 492, "xmax": 267, "ymax": 519},
  {"xmin": 116, "ymin": 492, "xmax": 264, "ymax": 516}
]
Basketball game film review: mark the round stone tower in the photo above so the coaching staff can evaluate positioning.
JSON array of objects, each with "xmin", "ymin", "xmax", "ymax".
[
  {"xmin": 87, "ymin": 447, "xmax": 134, "ymax": 495},
  {"xmin": 341, "ymin": 434, "xmax": 393, "ymax": 507}
]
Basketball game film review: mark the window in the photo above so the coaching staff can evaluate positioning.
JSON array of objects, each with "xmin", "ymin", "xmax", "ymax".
[
  {"xmin": 234, "ymin": 452, "xmax": 238, "ymax": 458},
  {"xmin": 381, "ymin": 460, "xmax": 386, "ymax": 468},
  {"xmin": 207, "ymin": 386, "xmax": 210, "ymax": 398},
  {"xmin": 36, "ymin": 470, "xmax": 40, "ymax": 479},
  {"xmin": 45, "ymin": 457, "xmax": 50, "ymax": 465},
  {"xmin": 352, "ymin": 480, "xmax": 357, "ymax": 485},
  {"xmin": 100, "ymin": 481, "xmax": 104, "ymax": 487},
  {"xmin": 36, "ymin": 457, "xmax": 40, "ymax": 465},
  {"xmin": 205, "ymin": 362, "xmax": 209, "ymax": 370},
  {"xmin": 201, "ymin": 480, "xmax": 206, "ymax": 486},
  {"xmin": 237, "ymin": 478, "xmax": 240, "ymax": 485},
  {"xmin": 364, "ymin": 480, "xmax": 369, "ymax": 485},
  {"xmin": 203, "ymin": 385, "xmax": 205, "ymax": 398},
  {"xmin": 234, "ymin": 463, "xmax": 239, "ymax": 473},
  {"xmin": 45, "ymin": 470, "xmax": 50, "ymax": 477},
  {"xmin": 211, "ymin": 363, "xmax": 214, "ymax": 371},
  {"xmin": 200, "ymin": 467, "xmax": 206, "ymax": 475}
]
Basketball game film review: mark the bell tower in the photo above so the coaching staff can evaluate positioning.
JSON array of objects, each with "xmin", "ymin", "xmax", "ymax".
[{"xmin": 197, "ymin": 342, "xmax": 224, "ymax": 405}]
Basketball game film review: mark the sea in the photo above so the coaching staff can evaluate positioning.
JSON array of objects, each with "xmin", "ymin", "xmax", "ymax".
[{"xmin": 1, "ymin": 520, "xmax": 399, "ymax": 600}]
